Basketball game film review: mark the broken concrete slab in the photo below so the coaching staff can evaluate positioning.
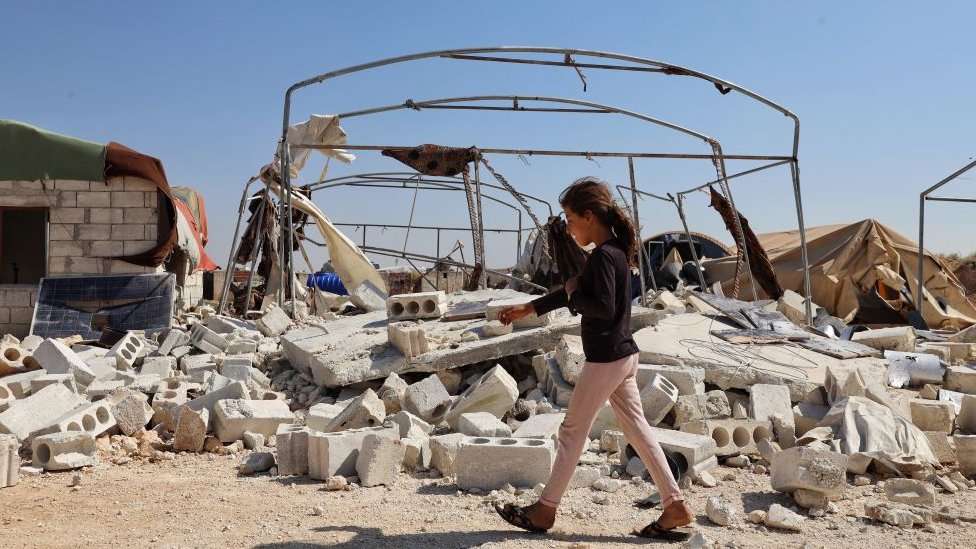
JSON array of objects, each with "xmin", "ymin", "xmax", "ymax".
[
  {"xmin": 356, "ymin": 434, "xmax": 405, "ymax": 487},
  {"xmin": 32, "ymin": 431, "xmax": 96, "ymax": 471},
  {"xmin": 443, "ymin": 364, "xmax": 518, "ymax": 428},
  {"xmin": 213, "ymin": 399, "xmax": 294, "ymax": 442},
  {"xmin": 455, "ymin": 436, "xmax": 554, "ymax": 490}
]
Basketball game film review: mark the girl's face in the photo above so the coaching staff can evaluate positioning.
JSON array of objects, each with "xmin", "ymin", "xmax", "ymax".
[{"xmin": 563, "ymin": 205, "xmax": 595, "ymax": 247}]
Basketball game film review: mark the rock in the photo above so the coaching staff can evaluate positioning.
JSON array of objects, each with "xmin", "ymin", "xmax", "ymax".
[
  {"xmin": 765, "ymin": 504, "xmax": 805, "ymax": 531},
  {"xmin": 884, "ymin": 478, "xmax": 936, "ymax": 506},
  {"xmin": 705, "ymin": 496, "xmax": 736, "ymax": 526},
  {"xmin": 239, "ymin": 452, "xmax": 275, "ymax": 475}
]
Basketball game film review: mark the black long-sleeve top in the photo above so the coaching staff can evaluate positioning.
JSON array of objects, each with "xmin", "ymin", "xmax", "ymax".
[{"xmin": 532, "ymin": 237, "xmax": 639, "ymax": 363}]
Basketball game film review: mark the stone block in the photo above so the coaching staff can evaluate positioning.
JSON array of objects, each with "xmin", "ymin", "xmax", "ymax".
[
  {"xmin": 387, "ymin": 322, "xmax": 429, "ymax": 358},
  {"xmin": 157, "ymin": 329, "xmax": 190, "ymax": 356},
  {"xmin": 188, "ymin": 322, "xmax": 230, "ymax": 354},
  {"xmin": 403, "ymin": 375, "xmax": 452, "ymax": 423},
  {"xmin": 946, "ymin": 365, "xmax": 976, "ymax": 395},
  {"xmin": 910, "ymin": 399, "xmax": 956, "ymax": 433},
  {"xmin": 377, "ymin": 373, "xmax": 408, "ymax": 414},
  {"xmin": 749, "ymin": 384, "xmax": 794, "ymax": 428},
  {"xmin": 770, "ymin": 446, "xmax": 848, "ymax": 498},
  {"xmin": 554, "ymin": 335, "xmax": 585, "ymax": 385},
  {"xmin": 636, "ymin": 364, "xmax": 706, "ymax": 396},
  {"xmin": 673, "ymin": 391, "xmax": 731, "ymax": 425},
  {"xmin": 387, "ymin": 291, "xmax": 447, "ymax": 321},
  {"xmin": 275, "ymin": 424, "xmax": 310, "ymax": 476},
  {"xmin": 884, "ymin": 478, "xmax": 935, "ymax": 505},
  {"xmin": 385, "ymin": 411, "xmax": 433, "ymax": 439},
  {"xmin": 458, "ymin": 412, "xmax": 512, "ymax": 437},
  {"xmin": 325, "ymin": 389, "xmax": 386, "ymax": 432},
  {"xmin": 32, "ymin": 431, "xmax": 96, "ymax": 471},
  {"xmin": 32, "ymin": 339, "xmax": 95, "ymax": 387},
  {"xmin": 306, "ymin": 403, "xmax": 344, "ymax": 432},
  {"xmin": 173, "ymin": 407, "xmax": 209, "ymax": 452},
  {"xmin": 356, "ymin": 434, "xmax": 406, "ymax": 486},
  {"xmin": 308, "ymin": 426, "xmax": 398, "ymax": 479},
  {"xmin": 0, "ymin": 384, "xmax": 88, "ymax": 442},
  {"xmin": 792, "ymin": 403, "xmax": 830, "ymax": 436},
  {"xmin": 485, "ymin": 297, "xmax": 553, "ymax": 328},
  {"xmin": 455, "ymin": 436, "xmax": 554, "ymax": 490},
  {"xmin": 481, "ymin": 320, "xmax": 512, "ymax": 338},
  {"xmin": 106, "ymin": 388, "xmax": 153, "ymax": 436},
  {"xmin": 213, "ymin": 399, "xmax": 294, "ymax": 442},
  {"xmin": 640, "ymin": 374, "xmax": 679, "ymax": 426},
  {"xmin": 0, "ymin": 434, "xmax": 18, "ymax": 488},
  {"xmin": 429, "ymin": 432, "xmax": 467, "ymax": 476},
  {"xmin": 851, "ymin": 326, "xmax": 916, "ymax": 352},
  {"xmin": 255, "ymin": 304, "xmax": 292, "ymax": 337},
  {"xmin": 443, "ymin": 365, "xmax": 518, "ymax": 428},
  {"xmin": 31, "ymin": 374, "xmax": 78, "ymax": 394},
  {"xmin": 954, "ymin": 434, "xmax": 976, "ymax": 475},
  {"xmin": 402, "ymin": 436, "xmax": 431, "ymax": 470},
  {"xmin": 923, "ymin": 431, "xmax": 956, "ymax": 464},
  {"xmin": 681, "ymin": 419, "xmax": 772, "ymax": 457},
  {"xmin": 106, "ymin": 332, "xmax": 145, "ymax": 371}
]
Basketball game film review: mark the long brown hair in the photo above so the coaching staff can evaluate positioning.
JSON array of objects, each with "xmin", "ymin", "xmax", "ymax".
[{"xmin": 558, "ymin": 177, "xmax": 638, "ymax": 268}]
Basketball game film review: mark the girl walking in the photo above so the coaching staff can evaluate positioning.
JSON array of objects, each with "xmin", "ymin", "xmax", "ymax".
[{"xmin": 494, "ymin": 177, "xmax": 694, "ymax": 541}]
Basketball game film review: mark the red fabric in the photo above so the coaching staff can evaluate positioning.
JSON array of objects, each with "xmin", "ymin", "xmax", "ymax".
[{"xmin": 174, "ymin": 199, "xmax": 217, "ymax": 272}]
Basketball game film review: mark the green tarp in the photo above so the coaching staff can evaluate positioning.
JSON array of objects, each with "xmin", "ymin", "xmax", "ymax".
[{"xmin": 0, "ymin": 119, "xmax": 106, "ymax": 181}]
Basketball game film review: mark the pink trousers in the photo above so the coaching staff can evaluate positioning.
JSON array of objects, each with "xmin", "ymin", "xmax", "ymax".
[{"xmin": 538, "ymin": 353, "xmax": 685, "ymax": 509}]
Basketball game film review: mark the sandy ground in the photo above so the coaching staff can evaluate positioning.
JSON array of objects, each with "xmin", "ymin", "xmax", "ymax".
[{"xmin": 2, "ymin": 451, "xmax": 974, "ymax": 549}]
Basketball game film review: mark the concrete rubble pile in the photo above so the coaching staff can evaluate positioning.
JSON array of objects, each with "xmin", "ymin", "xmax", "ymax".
[{"xmin": 4, "ymin": 285, "xmax": 976, "ymax": 535}]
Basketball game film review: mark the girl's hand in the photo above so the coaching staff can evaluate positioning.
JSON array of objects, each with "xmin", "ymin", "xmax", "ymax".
[
  {"xmin": 564, "ymin": 276, "xmax": 580, "ymax": 297},
  {"xmin": 498, "ymin": 303, "xmax": 534, "ymax": 325}
]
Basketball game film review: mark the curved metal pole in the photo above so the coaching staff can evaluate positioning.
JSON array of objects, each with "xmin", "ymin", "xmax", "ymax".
[
  {"xmin": 917, "ymin": 159, "xmax": 976, "ymax": 309},
  {"xmin": 218, "ymin": 176, "xmax": 261, "ymax": 314}
]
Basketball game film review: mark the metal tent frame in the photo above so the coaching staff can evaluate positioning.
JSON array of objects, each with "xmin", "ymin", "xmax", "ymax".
[
  {"xmin": 261, "ymin": 47, "xmax": 812, "ymax": 323},
  {"xmin": 917, "ymin": 159, "xmax": 976, "ymax": 308}
]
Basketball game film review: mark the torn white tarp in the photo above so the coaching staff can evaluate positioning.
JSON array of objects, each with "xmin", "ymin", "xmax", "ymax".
[
  {"xmin": 810, "ymin": 396, "xmax": 940, "ymax": 474},
  {"xmin": 285, "ymin": 114, "xmax": 355, "ymax": 178},
  {"xmin": 884, "ymin": 350, "xmax": 945, "ymax": 388}
]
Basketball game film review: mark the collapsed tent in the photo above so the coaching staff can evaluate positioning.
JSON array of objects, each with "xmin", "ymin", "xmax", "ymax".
[{"xmin": 703, "ymin": 219, "xmax": 976, "ymax": 329}]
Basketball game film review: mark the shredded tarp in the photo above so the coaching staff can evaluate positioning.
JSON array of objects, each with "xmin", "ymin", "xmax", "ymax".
[
  {"xmin": 801, "ymin": 396, "xmax": 940, "ymax": 475},
  {"xmin": 703, "ymin": 219, "xmax": 976, "ymax": 329}
]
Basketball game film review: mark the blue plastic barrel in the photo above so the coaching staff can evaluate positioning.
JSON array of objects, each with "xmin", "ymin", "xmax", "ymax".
[{"xmin": 306, "ymin": 272, "xmax": 349, "ymax": 295}]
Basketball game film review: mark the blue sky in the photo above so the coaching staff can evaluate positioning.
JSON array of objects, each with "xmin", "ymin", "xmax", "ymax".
[{"xmin": 3, "ymin": 2, "xmax": 975, "ymax": 270}]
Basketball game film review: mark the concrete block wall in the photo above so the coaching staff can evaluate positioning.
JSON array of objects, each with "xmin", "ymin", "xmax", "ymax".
[{"xmin": 0, "ymin": 177, "xmax": 163, "ymax": 337}]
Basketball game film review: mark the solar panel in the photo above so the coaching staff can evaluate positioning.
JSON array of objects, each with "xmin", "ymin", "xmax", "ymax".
[{"xmin": 30, "ymin": 273, "xmax": 175, "ymax": 339}]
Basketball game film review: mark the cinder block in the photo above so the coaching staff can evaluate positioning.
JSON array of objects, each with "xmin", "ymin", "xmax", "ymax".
[
  {"xmin": 32, "ymin": 431, "xmax": 96, "ymax": 470},
  {"xmin": 385, "ymin": 410, "xmax": 433, "ymax": 439},
  {"xmin": 33, "ymin": 339, "xmax": 96, "ymax": 387},
  {"xmin": 954, "ymin": 434, "xmax": 976, "ymax": 475},
  {"xmin": 458, "ymin": 412, "xmax": 512, "ymax": 437},
  {"xmin": 356, "ymin": 434, "xmax": 406, "ymax": 487},
  {"xmin": 910, "ymin": 399, "xmax": 957, "ymax": 433},
  {"xmin": 673, "ymin": 391, "xmax": 732, "ymax": 425},
  {"xmin": 681, "ymin": 419, "xmax": 772, "ymax": 457},
  {"xmin": 750, "ymin": 384, "xmax": 794, "ymax": 429},
  {"xmin": 770, "ymin": 446, "xmax": 848, "ymax": 498},
  {"xmin": 173, "ymin": 407, "xmax": 208, "ymax": 452},
  {"xmin": 106, "ymin": 388, "xmax": 153, "ymax": 436},
  {"xmin": 443, "ymin": 365, "xmax": 518, "ymax": 428},
  {"xmin": 37, "ymin": 400, "xmax": 116, "ymax": 438},
  {"xmin": 641, "ymin": 374, "xmax": 679, "ymax": 425},
  {"xmin": 325, "ymin": 389, "xmax": 386, "ymax": 432},
  {"xmin": 106, "ymin": 332, "xmax": 146, "ymax": 371},
  {"xmin": 946, "ymin": 365, "xmax": 976, "ymax": 395},
  {"xmin": 275, "ymin": 424, "xmax": 310, "ymax": 476},
  {"xmin": 140, "ymin": 356, "xmax": 176, "ymax": 378},
  {"xmin": 387, "ymin": 291, "xmax": 447, "ymax": 321},
  {"xmin": 851, "ymin": 326, "xmax": 916, "ymax": 352},
  {"xmin": 188, "ymin": 323, "xmax": 230, "ymax": 354},
  {"xmin": 429, "ymin": 432, "xmax": 467, "ymax": 476},
  {"xmin": 615, "ymin": 426, "xmax": 717, "ymax": 476},
  {"xmin": 0, "ymin": 384, "xmax": 88, "ymax": 442},
  {"xmin": 512, "ymin": 413, "xmax": 564, "ymax": 440},
  {"xmin": 31, "ymin": 374, "xmax": 78, "ymax": 394},
  {"xmin": 636, "ymin": 364, "xmax": 706, "ymax": 396},
  {"xmin": 0, "ymin": 434, "xmax": 18, "ymax": 488},
  {"xmin": 387, "ymin": 322, "xmax": 429, "ymax": 358},
  {"xmin": 554, "ymin": 335, "xmax": 585, "ymax": 385},
  {"xmin": 213, "ymin": 399, "xmax": 293, "ymax": 442},
  {"xmin": 157, "ymin": 329, "xmax": 190, "ymax": 356},
  {"xmin": 255, "ymin": 304, "xmax": 291, "ymax": 337},
  {"xmin": 308, "ymin": 426, "xmax": 398, "ymax": 479},
  {"xmin": 485, "ymin": 297, "xmax": 553, "ymax": 328},
  {"xmin": 403, "ymin": 375, "xmax": 452, "ymax": 423},
  {"xmin": 792, "ymin": 403, "xmax": 830, "ymax": 436},
  {"xmin": 455, "ymin": 436, "xmax": 554, "ymax": 490}
]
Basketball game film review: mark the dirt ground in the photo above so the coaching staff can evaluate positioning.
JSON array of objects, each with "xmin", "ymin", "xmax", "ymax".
[{"xmin": 2, "ymin": 452, "xmax": 974, "ymax": 549}]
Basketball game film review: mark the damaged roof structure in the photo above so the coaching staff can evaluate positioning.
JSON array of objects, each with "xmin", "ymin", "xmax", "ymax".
[{"xmin": 3, "ymin": 47, "xmax": 976, "ymax": 546}]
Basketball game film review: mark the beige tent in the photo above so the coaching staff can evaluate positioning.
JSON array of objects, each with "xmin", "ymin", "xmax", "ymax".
[{"xmin": 703, "ymin": 219, "xmax": 976, "ymax": 329}]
